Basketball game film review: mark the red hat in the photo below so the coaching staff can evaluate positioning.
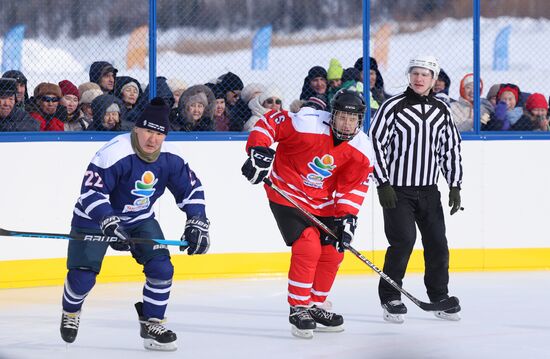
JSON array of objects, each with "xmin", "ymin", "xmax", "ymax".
[
  {"xmin": 525, "ymin": 93, "xmax": 548, "ymax": 111},
  {"xmin": 459, "ymin": 73, "xmax": 484, "ymax": 103},
  {"xmin": 58, "ymin": 80, "xmax": 80, "ymax": 100},
  {"xmin": 496, "ymin": 84, "xmax": 519, "ymax": 103}
]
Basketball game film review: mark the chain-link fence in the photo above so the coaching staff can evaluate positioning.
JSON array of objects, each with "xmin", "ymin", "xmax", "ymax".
[{"xmin": 0, "ymin": 0, "xmax": 549, "ymax": 133}]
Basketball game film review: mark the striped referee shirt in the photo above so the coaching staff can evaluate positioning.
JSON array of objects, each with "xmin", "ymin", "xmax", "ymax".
[{"xmin": 368, "ymin": 86, "xmax": 462, "ymax": 188}]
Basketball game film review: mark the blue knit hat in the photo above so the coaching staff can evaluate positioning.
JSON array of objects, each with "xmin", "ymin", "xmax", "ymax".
[{"xmin": 135, "ymin": 97, "xmax": 170, "ymax": 135}]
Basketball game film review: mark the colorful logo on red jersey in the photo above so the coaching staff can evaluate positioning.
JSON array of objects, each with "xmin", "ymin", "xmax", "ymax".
[
  {"xmin": 124, "ymin": 171, "xmax": 158, "ymax": 212},
  {"xmin": 304, "ymin": 154, "xmax": 336, "ymax": 188}
]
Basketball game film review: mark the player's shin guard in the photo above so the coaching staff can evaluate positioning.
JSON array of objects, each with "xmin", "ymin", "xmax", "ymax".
[
  {"xmin": 142, "ymin": 256, "xmax": 173, "ymax": 320},
  {"xmin": 60, "ymin": 269, "xmax": 95, "ymax": 343}
]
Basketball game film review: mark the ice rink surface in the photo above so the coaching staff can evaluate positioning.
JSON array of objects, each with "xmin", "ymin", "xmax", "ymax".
[{"xmin": 1, "ymin": 271, "xmax": 549, "ymax": 359}]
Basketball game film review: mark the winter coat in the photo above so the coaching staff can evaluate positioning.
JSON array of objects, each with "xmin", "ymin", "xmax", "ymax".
[
  {"xmin": 173, "ymin": 85, "xmax": 215, "ymax": 132},
  {"xmin": 0, "ymin": 107, "xmax": 39, "ymax": 131},
  {"xmin": 450, "ymin": 97, "xmax": 474, "ymax": 132},
  {"xmin": 243, "ymin": 97, "xmax": 270, "ymax": 131},
  {"xmin": 88, "ymin": 94, "xmax": 129, "ymax": 131}
]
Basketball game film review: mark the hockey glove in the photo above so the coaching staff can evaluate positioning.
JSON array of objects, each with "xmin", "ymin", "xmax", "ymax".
[
  {"xmin": 377, "ymin": 183, "xmax": 398, "ymax": 209},
  {"xmin": 334, "ymin": 215, "xmax": 357, "ymax": 252},
  {"xmin": 180, "ymin": 216, "xmax": 210, "ymax": 255},
  {"xmin": 100, "ymin": 216, "xmax": 132, "ymax": 251},
  {"xmin": 241, "ymin": 146, "xmax": 276, "ymax": 184},
  {"xmin": 449, "ymin": 187, "xmax": 461, "ymax": 215}
]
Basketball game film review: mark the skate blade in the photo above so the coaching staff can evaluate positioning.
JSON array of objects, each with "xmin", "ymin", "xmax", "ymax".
[
  {"xmin": 434, "ymin": 311, "xmax": 461, "ymax": 321},
  {"xmin": 291, "ymin": 325, "xmax": 314, "ymax": 339},
  {"xmin": 383, "ymin": 313, "xmax": 404, "ymax": 324},
  {"xmin": 313, "ymin": 324, "xmax": 344, "ymax": 333},
  {"xmin": 143, "ymin": 338, "xmax": 178, "ymax": 351}
]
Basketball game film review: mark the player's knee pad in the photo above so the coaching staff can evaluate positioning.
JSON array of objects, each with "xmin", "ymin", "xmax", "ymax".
[
  {"xmin": 67, "ymin": 268, "xmax": 97, "ymax": 294},
  {"xmin": 292, "ymin": 227, "xmax": 322, "ymax": 260},
  {"xmin": 144, "ymin": 255, "xmax": 174, "ymax": 284}
]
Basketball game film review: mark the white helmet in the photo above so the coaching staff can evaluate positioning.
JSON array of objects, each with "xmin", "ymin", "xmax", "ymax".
[{"xmin": 407, "ymin": 55, "xmax": 440, "ymax": 79}]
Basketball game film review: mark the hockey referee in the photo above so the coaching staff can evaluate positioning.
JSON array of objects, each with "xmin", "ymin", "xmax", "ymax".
[{"xmin": 368, "ymin": 55, "xmax": 463, "ymax": 324}]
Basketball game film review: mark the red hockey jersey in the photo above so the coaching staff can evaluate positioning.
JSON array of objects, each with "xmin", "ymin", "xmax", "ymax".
[{"xmin": 246, "ymin": 107, "xmax": 375, "ymax": 217}]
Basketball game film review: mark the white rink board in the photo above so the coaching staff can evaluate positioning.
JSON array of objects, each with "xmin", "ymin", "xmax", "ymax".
[{"xmin": 1, "ymin": 139, "xmax": 549, "ymax": 261}]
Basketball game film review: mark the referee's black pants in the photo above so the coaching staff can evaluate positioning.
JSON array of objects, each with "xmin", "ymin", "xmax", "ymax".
[{"xmin": 378, "ymin": 185, "xmax": 450, "ymax": 304}]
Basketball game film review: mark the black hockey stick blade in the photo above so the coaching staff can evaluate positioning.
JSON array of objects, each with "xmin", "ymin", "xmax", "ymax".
[
  {"xmin": 418, "ymin": 296, "xmax": 460, "ymax": 312},
  {"xmin": 0, "ymin": 227, "xmax": 185, "ymax": 246},
  {"xmin": 263, "ymin": 178, "xmax": 460, "ymax": 312}
]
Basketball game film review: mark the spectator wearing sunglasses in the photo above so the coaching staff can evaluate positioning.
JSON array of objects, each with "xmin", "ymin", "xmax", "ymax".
[
  {"xmin": 29, "ymin": 82, "xmax": 65, "ymax": 131},
  {"xmin": 2, "ymin": 70, "xmax": 29, "ymax": 109},
  {"xmin": 243, "ymin": 85, "xmax": 283, "ymax": 131},
  {"xmin": 0, "ymin": 78, "xmax": 39, "ymax": 132}
]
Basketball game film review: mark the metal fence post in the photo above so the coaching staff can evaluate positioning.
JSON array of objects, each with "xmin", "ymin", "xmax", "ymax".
[{"xmin": 148, "ymin": 0, "xmax": 157, "ymax": 99}]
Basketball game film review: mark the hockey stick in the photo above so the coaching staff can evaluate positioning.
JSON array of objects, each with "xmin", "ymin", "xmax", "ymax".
[
  {"xmin": 263, "ymin": 178, "xmax": 459, "ymax": 312},
  {"xmin": 0, "ymin": 228, "xmax": 185, "ymax": 247}
]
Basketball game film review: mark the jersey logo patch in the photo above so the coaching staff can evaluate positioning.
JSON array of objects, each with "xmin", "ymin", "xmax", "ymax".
[
  {"xmin": 124, "ymin": 171, "xmax": 158, "ymax": 213},
  {"xmin": 303, "ymin": 154, "xmax": 336, "ymax": 189}
]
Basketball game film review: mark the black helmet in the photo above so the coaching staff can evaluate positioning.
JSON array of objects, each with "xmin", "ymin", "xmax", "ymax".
[{"xmin": 330, "ymin": 89, "xmax": 366, "ymax": 140}]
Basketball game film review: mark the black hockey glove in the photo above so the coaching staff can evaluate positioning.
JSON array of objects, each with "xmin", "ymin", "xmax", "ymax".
[
  {"xmin": 334, "ymin": 215, "xmax": 357, "ymax": 252},
  {"xmin": 100, "ymin": 216, "xmax": 132, "ymax": 251},
  {"xmin": 180, "ymin": 216, "xmax": 210, "ymax": 255},
  {"xmin": 448, "ymin": 187, "xmax": 461, "ymax": 215},
  {"xmin": 377, "ymin": 183, "xmax": 398, "ymax": 209},
  {"xmin": 241, "ymin": 146, "xmax": 276, "ymax": 184}
]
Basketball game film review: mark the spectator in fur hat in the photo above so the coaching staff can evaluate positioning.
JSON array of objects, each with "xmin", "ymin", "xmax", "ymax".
[
  {"xmin": 58, "ymin": 80, "xmax": 82, "ymax": 131},
  {"xmin": 29, "ymin": 83, "xmax": 65, "ymax": 131},
  {"xmin": 2, "ymin": 70, "xmax": 28, "ymax": 108},
  {"xmin": 511, "ymin": 93, "xmax": 549, "ymax": 131},
  {"xmin": 241, "ymin": 83, "xmax": 266, "ymax": 106},
  {"xmin": 89, "ymin": 94, "xmax": 126, "ymax": 131},
  {"xmin": 166, "ymin": 78, "xmax": 187, "ymax": 109},
  {"xmin": 174, "ymin": 85, "xmax": 215, "ymax": 132},
  {"xmin": 243, "ymin": 85, "xmax": 283, "ymax": 131},
  {"xmin": 76, "ymin": 82, "xmax": 103, "ymax": 130},
  {"xmin": 89, "ymin": 61, "xmax": 118, "ymax": 94},
  {"xmin": 0, "ymin": 78, "xmax": 39, "ymax": 132}
]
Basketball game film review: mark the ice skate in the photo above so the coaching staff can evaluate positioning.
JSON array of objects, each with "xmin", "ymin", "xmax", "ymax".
[
  {"xmin": 135, "ymin": 302, "xmax": 177, "ymax": 351},
  {"xmin": 309, "ymin": 305, "xmax": 344, "ymax": 332},
  {"xmin": 434, "ymin": 302, "xmax": 461, "ymax": 321},
  {"xmin": 289, "ymin": 306, "xmax": 316, "ymax": 339},
  {"xmin": 60, "ymin": 310, "xmax": 81, "ymax": 343},
  {"xmin": 382, "ymin": 300, "xmax": 407, "ymax": 324}
]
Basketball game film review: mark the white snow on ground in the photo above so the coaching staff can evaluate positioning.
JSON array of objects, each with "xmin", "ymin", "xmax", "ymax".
[{"xmin": 2, "ymin": 17, "xmax": 550, "ymax": 104}]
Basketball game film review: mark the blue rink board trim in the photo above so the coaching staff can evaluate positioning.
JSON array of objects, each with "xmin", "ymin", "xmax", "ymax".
[{"xmin": 1, "ymin": 131, "xmax": 550, "ymax": 142}]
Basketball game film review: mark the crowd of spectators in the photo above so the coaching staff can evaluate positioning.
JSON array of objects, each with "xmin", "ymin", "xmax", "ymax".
[{"xmin": 0, "ymin": 58, "xmax": 548, "ymax": 133}]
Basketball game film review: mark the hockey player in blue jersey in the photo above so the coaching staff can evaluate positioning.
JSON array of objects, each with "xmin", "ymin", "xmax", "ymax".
[{"xmin": 59, "ymin": 97, "xmax": 210, "ymax": 351}]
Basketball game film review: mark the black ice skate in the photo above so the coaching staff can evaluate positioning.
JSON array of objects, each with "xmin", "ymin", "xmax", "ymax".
[
  {"xmin": 433, "ymin": 299, "xmax": 461, "ymax": 321},
  {"xmin": 382, "ymin": 299, "xmax": 407, "ymax": 324},
  {"xmin": 289, "ymin": 306, "xmax": 316, "ymax": 339},
  {"xmin": 308, "ymin": 305, "xmax": 344, "ymax": 332},
  {"xmin": 60, "ymin": 310, "xmax": 81, "ymax": 343},
  {"xmin": 135, "ymin": 302, "xmax": 177, "ymax": 351}
]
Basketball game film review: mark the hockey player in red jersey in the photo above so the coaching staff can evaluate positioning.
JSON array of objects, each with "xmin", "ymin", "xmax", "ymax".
[{"xmin": 241, "ymin": 89, "xmax": 375, "ymax": 339}]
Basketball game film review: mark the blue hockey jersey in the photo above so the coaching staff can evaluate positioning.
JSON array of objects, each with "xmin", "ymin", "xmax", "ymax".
[{"xmin": 71, "ymin": 133, "xmax": 206, "ymax": 229}]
